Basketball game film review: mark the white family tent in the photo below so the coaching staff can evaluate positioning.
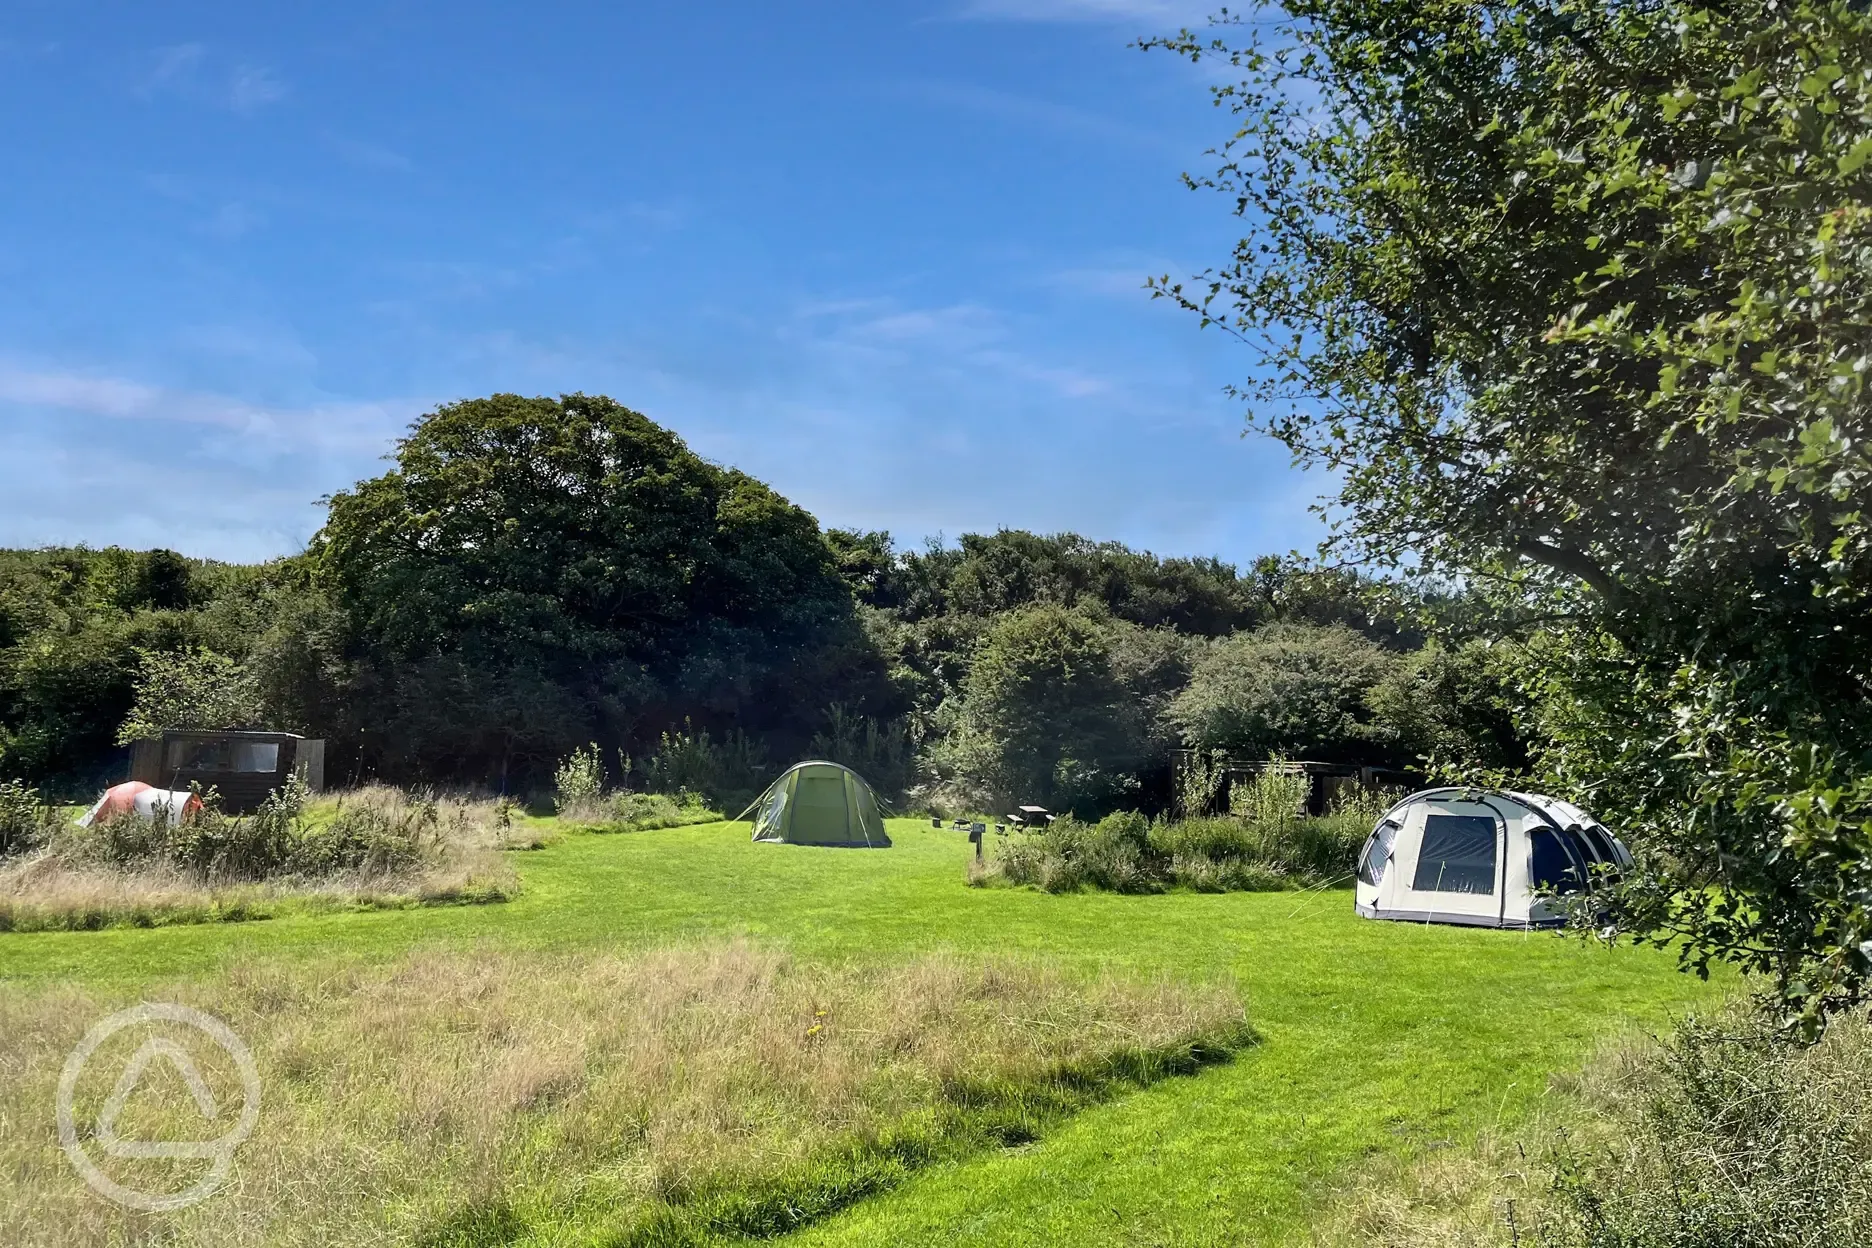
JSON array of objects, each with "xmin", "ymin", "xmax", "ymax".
[{"xmin": 1354, "ymin": 788, "xmax": 1632, "ymax": 929}]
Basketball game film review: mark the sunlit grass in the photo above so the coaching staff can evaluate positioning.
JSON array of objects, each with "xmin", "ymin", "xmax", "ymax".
[
  {"xmin": 3, "ymin": 942, "xmax": 1247, "ymax": 1248},
  {"xmin": 0, "ymin": 819, "xmax": 1724, "ymax": 1246}
]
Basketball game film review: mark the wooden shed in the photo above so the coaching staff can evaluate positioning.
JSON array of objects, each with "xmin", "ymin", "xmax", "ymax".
[{"xmin": 128, "ymin": 730, "xmax": 325, "ymax": 814}]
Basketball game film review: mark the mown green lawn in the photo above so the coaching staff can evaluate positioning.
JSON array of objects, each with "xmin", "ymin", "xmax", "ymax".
[{"xmin": 0, "ymin": 819, "xmax": 1721, "ymax": 1245}]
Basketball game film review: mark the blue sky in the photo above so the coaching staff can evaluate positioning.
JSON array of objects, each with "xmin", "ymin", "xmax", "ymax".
[{"xmin": 0, "ymin": 0, "xmax": 1323, "ymax": 566}]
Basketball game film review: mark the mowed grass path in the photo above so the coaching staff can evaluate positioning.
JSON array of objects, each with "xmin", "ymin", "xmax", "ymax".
[{"xmin": 0, "ymin": 819, "xmax": 1720, "ymax": 1245}]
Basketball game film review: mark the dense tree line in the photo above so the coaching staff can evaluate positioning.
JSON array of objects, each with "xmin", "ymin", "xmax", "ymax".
[{"xmin": 0, "ymin": 394, "xmax": 1521, "ymax": 805}]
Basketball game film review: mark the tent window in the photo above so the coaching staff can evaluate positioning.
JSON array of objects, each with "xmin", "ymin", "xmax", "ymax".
[
  {"xmin": 1411, "ymin": 814, "xmax": 1498, "ymax": 895},
  {"xmin": 1358, "ymin": 821, "xmax": 1400, "ymax": 885},
  {"xmin": 1528, "ymin": 827, "xmax": 1585, "ymax": 893},
  {"xmin": 1558, "ymin": 827, "xmax": 1603, "ymax": 871},
  {"xmin": 1574, "ymin": 824, "xmax": 1617, "ymax": 863}
]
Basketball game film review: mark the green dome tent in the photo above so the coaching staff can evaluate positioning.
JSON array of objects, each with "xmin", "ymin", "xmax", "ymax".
[{"xmin": 737, "ymin": 761, "xmax": 891, "ymax": 847}]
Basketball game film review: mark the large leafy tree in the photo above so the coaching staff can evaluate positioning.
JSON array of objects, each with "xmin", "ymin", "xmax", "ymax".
[
  {"xmin": 1167, "ymin": 623, "xmax": 1397, "ymax": 761},
  {"xmin": 941, "ymin": 605, "xmax": 1145, "ymax": 812},
  {"xmin": 314, "ymin": 393, "xmax": 886, "ymax": 782},
  {"xmin": 1151, "ymin": 0, "xmax": 1872, "ymax": 1027},
  {"xmin": 0, "ymin": 548, "xmax": 272, "ymax": 785}
]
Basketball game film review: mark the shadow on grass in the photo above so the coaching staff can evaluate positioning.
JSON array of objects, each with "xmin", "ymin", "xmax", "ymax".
[{"xmin": 0, "ymin": 881, "xmax": 517, "ymax": 933}]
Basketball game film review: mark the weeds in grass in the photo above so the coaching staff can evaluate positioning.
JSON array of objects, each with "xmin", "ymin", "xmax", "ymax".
[
  {"xmin": 1174, "ymin": 748, "xmax": 1229, "ymax": 817},
  {"xmin": 978, "ymin": 799, "xmax": 1369, "ymax": 895},
  {"xmin": 642, "ymin": 722, "xmax": 771, "ymax": 812},
  {"xmin": 1226, "ymin": 760, "xmax": 1312, "ymax": 827},
  {"xmin": 1, "ymin": 942, "xmax": 1252, "ymax": 1248},
  {"xmin": 587, "ymin": 790, "xmax": 722, "ymax": 832},
  {"xmin": 0, "ymin": 784, "xmax": 518, "ymax": 932},
  {"xmin": 1313, "ymin": 1001, "xmax": 1872, "ymax": 1248},
  {"xmin": 1539, "ymin": 1004, "xmax": 1872, "ymax": 1247},
  {"xmin": 556, "ymin": 785, "xmax": 721, "ymax": 833},
  {"xmin": 0, "ymin": 779, "xmax": 59, "ymax": 857},
  {"xmin": 553, "ymin": 742, "xmax": 608, "ymax": 814},
  {"xmin": 553, "ymin": 737, "xmax": 741, "ymax": 827}
]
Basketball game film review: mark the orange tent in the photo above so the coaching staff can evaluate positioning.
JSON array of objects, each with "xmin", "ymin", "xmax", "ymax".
[{"xmin": 77, "ymin": 782, "xmax": 202, "ymax": 828}]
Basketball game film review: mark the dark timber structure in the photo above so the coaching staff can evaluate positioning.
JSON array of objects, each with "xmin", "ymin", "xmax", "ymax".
[{"xmin": 128, "ymin": 730, "xmax": 326, "ymax": 814}]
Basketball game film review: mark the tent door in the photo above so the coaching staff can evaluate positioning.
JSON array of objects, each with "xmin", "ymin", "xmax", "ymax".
[{"xmin": 1395, "ymin": 798, "xmax": 1507, "ymax": 921}]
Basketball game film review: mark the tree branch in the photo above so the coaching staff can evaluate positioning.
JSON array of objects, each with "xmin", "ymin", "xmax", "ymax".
[{"xmin": 1508, "ymin": 539, "xmax": 1624, "ymax": 602}]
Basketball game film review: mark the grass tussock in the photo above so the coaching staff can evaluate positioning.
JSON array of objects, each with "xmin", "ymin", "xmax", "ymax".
[
  {"xmin": 975, "ymin": 806, "xmax": 1371, "ymax": 895},
  {"xmin": 0, "ymin": 784, "xmax": 519, "ymax": 932},
  {"xmin": 2, "ymin": 942, "xmax": 1251, "ymax": 1248},
  {"xmin": 556, "ymin": 788, "xmax": 723, "ymax": 834},
  {"xmin": 1312, "ymin": 1002, "xmax": 1872, "ymax": 1248}
]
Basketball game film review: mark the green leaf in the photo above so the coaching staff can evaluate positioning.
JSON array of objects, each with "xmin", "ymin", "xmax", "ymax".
[{"xmin": 1839, "ymin": 136, "xmax": 1872, "ymax": 175}]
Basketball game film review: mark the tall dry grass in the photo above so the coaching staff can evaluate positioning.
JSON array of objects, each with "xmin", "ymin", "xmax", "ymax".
[
  {"xmin": 0, "ymin": 943, "xmax": 1250, "ymax": 1247},
  {"xmin": 1310, "ymin": 1003, "xmax": 1872, "ymax": 1247},
  {"xmin": 0, "ymin": 785, "xmax": 519, "ymax": 932},
  {"xmin": 556, "ymin": 789, "xmax": 723, "ymax": 833},
  {"xmin": 979, "ymin": 801, "xmax": 1372, "ymax": 895}
]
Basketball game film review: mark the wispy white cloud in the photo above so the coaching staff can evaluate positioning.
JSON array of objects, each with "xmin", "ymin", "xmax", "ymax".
[
  {"xmin": 323, "ymin": 132, "xmax": 413, "ymax": 172},
  {"xmin": 134, "ymin": 44, "xmax": 287, "ymax": 114},
  {"xmin": 955, "ymin": 0, "xmax": 1218, "ymax": 23},
  {"xmin": 1041, "ymin": 264, "xmax": 1161, "ymax": 298},
  {"xmin": 786, "ymin": 298, "xmax": 1116, "ymax": 402},
  {"xmin": 642, "ymin": 291, "xmax": 1314, "ymax": 558},
  {"xmin": 206, "ymin": 200, "xmax": 262, "ymax": 238},
  {"xmin": 0, "ymin": 36, "xmax": 61, "ymax": 60},
  {"xmin": 900, "ymin": 79, "xmax": 1173, "ymax": 150},
  {"xmin": 228, "ymin": 64, "xmax": 287, "ymax": 112},
  {"xmin": 0, "ymin": 364, "xmax": 429, "ymax": 558},
  {"xmin": 140, "ymin": 42, "xmax": 205, "ymax": 93},
  {"xmin": 0, "ymin": 363, "xmax": 413, "ymax": 454}
]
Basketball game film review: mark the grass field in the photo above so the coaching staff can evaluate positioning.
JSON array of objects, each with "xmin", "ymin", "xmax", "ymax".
[{"xmin": 0, "ymin": 817, "xmax": 1724, "ymax": 1245}]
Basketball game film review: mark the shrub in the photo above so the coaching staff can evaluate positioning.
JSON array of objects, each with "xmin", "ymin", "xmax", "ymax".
[
  {"xmin": 1166, "ymin": 624, "xmax": 1396, "ymax": 759},
  {"xmin": 72, "ymin": 777, "xmax": 440, "ymax": 881},
  {"xmin": 554, "ymin": 744, "xmax": 608, "ymax": 817},
  {"xmin": 82, "ymin": 801, "xmax": 186, "ymax": 870},
  {"xmin": 941, "ymin": 605, "xmax": 1143, "ymax": 813},
  {"xmin": 1259, "ymin": 815, "xmax": 1365, "ymax": 882},
  {"xmin": 585, "ymin": 791, "xmax": 722, "ymax": 834},
  {"xmin": 293, "ymin": 786, "xmax": 435, "ymax": 874},
  {"xmin": 991, "ymin": 814, "xmax": 1159, "ymax": 894},
  {"xmin": 166, "ymin": 780, "xmax": 305, "ymax": 877},
  {"xmin": 1165, "ymin": 855, "xmax": 1288, "ymax": 893},
  {"xmin": 1227, "ymin": 761, "xmax": 1312, "ymax": 828},
  {"xmin": 643, "ymin": 722, "xmax": 770, "ymax": 811},
  {"xmin": 1, "ymin": 785, "xmax": 518, "ymax": 931},
  {"xmin": 1174, "ymin": 749, "xmax": 1229, "ymax": 817},
  {"xmin": 1148, "ymin": 816, "xmax": 1258, "ymax": 863},
  {"xmin": 809, "ymin": 704, "xmax": 915, "ymax": 799},
  {"xmin": 1537, "ymin": 1005, "xmax": 1872, "ymax": 1248},
  {"xmin": 0, "ymin": 780, "xmax": 58, "ymax": 857},
  {"xmin": 984, "ymin": 804, "xmax": 1363, "ymax": 895}
]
